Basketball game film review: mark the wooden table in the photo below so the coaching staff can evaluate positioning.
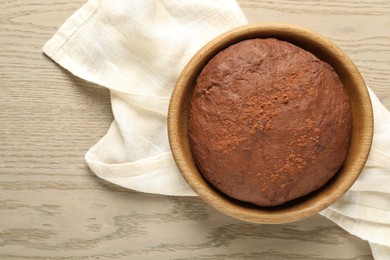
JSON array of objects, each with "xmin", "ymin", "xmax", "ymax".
[{"xmin": 1, "ymin": 0, "xmax": 388, "ymax": 259}]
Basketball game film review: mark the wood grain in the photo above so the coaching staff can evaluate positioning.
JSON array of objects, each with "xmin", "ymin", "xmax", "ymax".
[{"xmin": 1, "ymin": 0, "xmax": 388, "ymax": 258}]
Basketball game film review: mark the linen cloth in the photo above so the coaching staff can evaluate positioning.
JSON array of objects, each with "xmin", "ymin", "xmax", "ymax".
[{"xmin": 43, "ymin": 0, "xmax": 390, "ymax": 258}]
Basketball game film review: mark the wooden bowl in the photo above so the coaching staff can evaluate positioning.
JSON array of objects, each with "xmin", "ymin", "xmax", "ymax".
[{"xmin": 168, "ymin": 23, "xmax": 373, "ymax": 224}]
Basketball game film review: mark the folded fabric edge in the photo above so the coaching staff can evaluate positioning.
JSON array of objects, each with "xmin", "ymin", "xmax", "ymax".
[
  {"xmin": 320, "ymin": 208, "xmax": 390, "ymax": 248},
  {"xmin": 326, "ymin": 199, "xmax": 390, "ymax": 225},
  {"xmin": 41, "ymin": 0, "xmax": 114, "ymax": 89},
  {"xmin": 224, "ymin": 0, "xmax": 249, "ymax": 25},
  {"xmin": 365, "ymin": 147, "xmax": 390, "ymax": 169},
  {"xmin": 97, "ymin": 170, "xmax": 197, "ymax": 197},
  {"xmin": 84, "ymin": 120, "xmax": 196, "ymax": 196},
  {"xmin": 86, "ymin": 149, "xmax": 179, "ymax": 179},
  {"xmin": 370, "ymin": 242, "xmax": 390, "ymax": 260},
  {"xmin": 84, "ymin": 120, "xmax": 178, "ymax": 178},
  {"xmin": 43, "ymin": 0, "xmax": 100, "ymax": 58}
]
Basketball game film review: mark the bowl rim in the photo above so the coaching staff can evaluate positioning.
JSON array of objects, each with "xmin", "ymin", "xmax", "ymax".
[{"xmin": 168, "ymin": 23, "xmax": 373, "ymax": 224}]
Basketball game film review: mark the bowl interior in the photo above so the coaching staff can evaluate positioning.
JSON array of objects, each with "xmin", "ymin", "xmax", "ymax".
[{"xmin": 168, "ymin": 23, "xmax": 373, "ymax": 224}]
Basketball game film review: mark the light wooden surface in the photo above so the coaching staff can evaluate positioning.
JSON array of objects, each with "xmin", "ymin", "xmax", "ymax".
[{"xmin": 1, "ymin": 0, "xmax": 389, "ymax": 259}]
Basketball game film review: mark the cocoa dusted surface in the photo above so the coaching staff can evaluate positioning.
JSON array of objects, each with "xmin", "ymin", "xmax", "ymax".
[{"xmin": 188, "ymin": 38, "xmax": 351, "ymax": 207}]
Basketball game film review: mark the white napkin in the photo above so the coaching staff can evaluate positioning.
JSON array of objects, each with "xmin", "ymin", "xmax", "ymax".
[{"xmin": 43, "ymin": 0, "xmax": 390, "ymax": 258}]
